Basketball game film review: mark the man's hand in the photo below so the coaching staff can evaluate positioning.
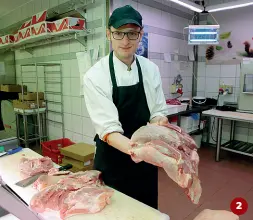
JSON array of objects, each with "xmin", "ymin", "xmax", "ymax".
[
  {"xmin": 106, "ymin": 132, "xmax": 134, "ymax": 155},
  {"xmin": 193, "ymin": 209, "xmax": 239, "ymax": 220},
  {"xmin": 150, "ymin": 116, "xmax": 169, "ymax": 126}
]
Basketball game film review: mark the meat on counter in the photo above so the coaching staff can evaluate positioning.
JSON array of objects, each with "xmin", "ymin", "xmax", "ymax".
[
  {"xmin": 130, "ymin": 123, "xmax": 202, "ymax": 204},
  {"xmin": 30, "ymin": 170, "xmax": 113, "ymax": 219},
  {"xmin": 19, "ymin": 157, "xmax": 54, "ymax": 176}
]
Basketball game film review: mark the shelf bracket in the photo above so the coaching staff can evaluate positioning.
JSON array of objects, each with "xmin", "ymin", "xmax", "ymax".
[
  {"xmin": 23, "ymin": 47, "xmax": 34, "ymax": 55},
  {"xmin": 75, "ymin": 33, "xmax": 87, "ymax": 51},
  {"xmin": 75, "ymin": 8, "xmax": 86, "ymax": 19}
]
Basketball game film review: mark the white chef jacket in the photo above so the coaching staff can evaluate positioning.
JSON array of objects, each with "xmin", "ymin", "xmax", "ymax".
[{"xmin": 83, "ymin": 53, "xmax": 168, "ymax": 140}]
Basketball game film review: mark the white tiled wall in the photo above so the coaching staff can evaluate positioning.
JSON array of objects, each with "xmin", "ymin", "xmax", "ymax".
[
  {"xmin": 197, "ymin": 1, "xmax": 253, "ymax": 144},
  {"xmin": 197, "ymin": 62, "xmax": 240, "ymax": 102},
  {"xmin": 13, "ymin": 0, "xmax": 106, "ymax": 145},
  {"xmin": 113, "ymin": 0, "xmax": 194, "ymax": 99},
  {"xmin": 0, "ymin": 52, "xmax": 16, "ymax": 85}
]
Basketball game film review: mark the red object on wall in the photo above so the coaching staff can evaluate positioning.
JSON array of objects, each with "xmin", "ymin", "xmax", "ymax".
[{"xmin": 177, "ymin": 88, "xmax": 183, "ymax": 94}]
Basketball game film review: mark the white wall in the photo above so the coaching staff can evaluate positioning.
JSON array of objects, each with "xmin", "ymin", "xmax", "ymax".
[
  {"xmin": 11, "ymin": 0, "xmax": 107, "ymax": 145},
  {"xmin": 112, "ymin": 0, "xmax": 195, "ymax": 99},
  {"xmin": 197, "ymin": 4, "xmax": 253, "ymax": 144},
  {"xmin": 0, "ymin": 51, "xmax": 16, "ymax": 85}
]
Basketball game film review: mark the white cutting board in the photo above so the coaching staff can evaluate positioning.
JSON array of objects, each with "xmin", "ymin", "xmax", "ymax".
[{"xmin": 0, "ymin": 148, "xmax": 169, "ymax": 220}]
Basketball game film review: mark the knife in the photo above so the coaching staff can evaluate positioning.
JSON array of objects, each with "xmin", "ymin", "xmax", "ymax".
[
  {"xmin": 0, "ymin": 146, "xmax": 23, "ymax": 157},
  {"xmin": 15, "ymin": 163, "xmax": 73, "ymax": 187}
]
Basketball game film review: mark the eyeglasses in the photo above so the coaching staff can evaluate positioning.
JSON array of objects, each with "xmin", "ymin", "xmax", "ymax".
[{"xmin": 111, "ymin": 31, "xmax": 140, "ymax": 40}]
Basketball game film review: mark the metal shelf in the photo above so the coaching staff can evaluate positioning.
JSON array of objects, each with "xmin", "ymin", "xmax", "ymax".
[
  {"xmin": 188, "ymin": 129, "xmax": 202, "ymax": 135},
  {"xmin": 47, "ymin": 119, "xmax": 63, "ymax": 124},
  {"xmin": 12, "ymin": 30, "xmax": 93, "ymax": 54},
  {"xmin": 46, "ymin": 101, "xmax": 62, "ymax": 104},
  {"xmin": 44, "ymin": 63, "xmax": 64, "ymax": 138},
  {"xmin": 44, "ymin": 71, "xmax": 61, "ymax": 74},
  {"xmin": 44, "ymin": 91, "xmax": 62, "ymax": 95},
  {"xmin": 44, "ymin": 81, "xmax": 61, "ymax": 84},
  {"xmin": 47, "ymin": 110, "xmax": 62, "ymax": 114},
  {"xmin": 21, "ymin": 63, "xmax": 61, "ymax": 67},
  {"xmin": 221, "ymin": 140, "xmax": 253, "ymax": 158}
]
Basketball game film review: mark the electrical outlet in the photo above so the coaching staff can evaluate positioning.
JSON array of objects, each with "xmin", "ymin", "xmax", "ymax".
[
  {"xmin": 227, "ymin": 85, "xmax": 233, "ymax": 94},
  {"xmin": 219, "ymin": 84, "xmax": 233, "ymax": 94}
]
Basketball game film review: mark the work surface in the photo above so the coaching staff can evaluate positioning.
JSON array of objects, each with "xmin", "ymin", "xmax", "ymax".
[
  {"xmin": 202, "ymin": 109, "xmax": 253, "ymax": 122},
  {"xmin": 0, "ymin": 148, "xmax": 168, "ymax": 220}
]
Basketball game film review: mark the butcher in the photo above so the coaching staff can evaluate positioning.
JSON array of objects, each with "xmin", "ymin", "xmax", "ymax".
[{"xmin": 83, "ymin": 5, "xmax": 168, "ymax": 209}]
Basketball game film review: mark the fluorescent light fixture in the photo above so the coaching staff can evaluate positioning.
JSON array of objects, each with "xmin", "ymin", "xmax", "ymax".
[
  {"xmin": 167, "ymin": 0, "xmax": 204, "ymax": 13},
  {"xmin": 206, "ymin": 0, "xmax": 253, "ymax": 12}
]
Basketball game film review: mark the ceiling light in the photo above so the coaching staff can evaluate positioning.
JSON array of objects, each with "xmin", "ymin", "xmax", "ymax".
[
  {"xmin": 206, "ymin": 0, "xmax": 253, "ymax": 12},
  {"xmin": 167, "ymin": 0, "xmax": 204, "ymax": 13}
]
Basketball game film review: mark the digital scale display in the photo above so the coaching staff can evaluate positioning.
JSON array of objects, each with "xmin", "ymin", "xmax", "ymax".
[{"xmin": 188, "ymin": 25, "xmax": 220, "ymax": 45}]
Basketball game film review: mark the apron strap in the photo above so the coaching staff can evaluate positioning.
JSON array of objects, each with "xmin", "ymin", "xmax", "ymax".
[
  {"xmin": 136, "ymin": 58, "xmax": 143, "ymax": 85},
  {"xmin": 109, "ymin": 51, "xmax": 118, "ymax": 102},
  {"xmin": 109, "ymin": 51, "xmax": 143, "ymax": 87}
]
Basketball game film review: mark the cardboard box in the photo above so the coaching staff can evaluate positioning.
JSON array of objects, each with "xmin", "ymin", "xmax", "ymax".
[
  {"xmin": 15, "ymin": 26, "xmax": 32, "ymax": 44},
  {"xmin": 1, "ymin": 84, "xmax": 27, "ymax": 93},
  {"xmin": 15, "ymin": 10, "xmax": 48, "ymax": 44},
  {"xmin": 61, "ymin": 161, "xmax": 93, "ymax": 173},
  {"xmin": 49, "ymin": 17, "xmax": 86, "ymax": 35},
  {"xmin": 31, "ymin": 22, "xmax": 52, "ymax": 38},
  {"xmin": 18, "ymin": 92, "xmax": 44, "ymax": 101},
  {"xmin": 0, "ymin": 35, "xmax": 15, "ymax": 49},
  {"xmin": 19, "ymin": 19, "xmax": 32, "ymax": 30},
  {"xmin": 13, "ymin": 100, "xmax": 46, "ymax": 109},
  {"xmin": 60, "ymin": 143, "xmax": 95, "ymax": 162},
  {"xmin": 62, "ymin": 156, "xmax": 93, "ymax": 168},
  {"xmin": 31, "ymin": 10, "xmax": 47, "ymax": 25},
  {"xmin": 19, "ymin": 10, "xmax": 47, "ymax": 30}
]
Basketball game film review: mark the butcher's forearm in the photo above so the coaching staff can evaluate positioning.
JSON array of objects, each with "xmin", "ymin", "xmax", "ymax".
[
  {"xmin": 150, "ymin": 116, "xmax": 167, "ymax": 124},
  {"xmin": 107, "ymin": 132, "xmax": 131, "ymax": 155}
]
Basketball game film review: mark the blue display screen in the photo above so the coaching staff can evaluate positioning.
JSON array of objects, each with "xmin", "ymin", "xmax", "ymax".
[{"xmin": 188, "ymin": 25, "xmax": 220, "ymax": 45}]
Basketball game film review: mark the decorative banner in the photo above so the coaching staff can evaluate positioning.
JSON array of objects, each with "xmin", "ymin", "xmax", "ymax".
[
  {"xmin": 136, "ymin": 32, "xmax": 148, "ymax": 58},
  {"xmin": 205, "ymin": 21, "xmax": 253, "ymax": 64}
]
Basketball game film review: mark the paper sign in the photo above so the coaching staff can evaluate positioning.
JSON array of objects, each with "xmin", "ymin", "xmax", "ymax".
[
  {"xmin": 174, "ymin": 54, "xmax": 178, "ymax": 61},
  {"xmin": 188, "ymin": 50, "xmax": 195, "ymax": 61},
  {"xmin": 93, "ymin": 46, "xmax": 99, "ymax": 61},
  {"xmin": 0, "ymin": 62, "xmax": 5, "ymax": 75},
  {"xmin": 164, "ymin": 53, "xmax": 171, "ymax": 63}
]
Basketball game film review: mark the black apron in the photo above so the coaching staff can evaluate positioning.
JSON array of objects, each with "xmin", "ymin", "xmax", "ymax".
[{"xmin": 94, "ymin": 51, "xmax": 158, "ymax": 209}]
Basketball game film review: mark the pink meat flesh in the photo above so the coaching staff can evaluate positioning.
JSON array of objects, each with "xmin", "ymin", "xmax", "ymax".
[
  {"xmin": 19, "ymin": 157, "xmax": 54, "ymax": 176},
  {"xmin": 30, "ymin": 170, "xmax": 112, "ymax": 219},
  {"xmin": 48, "ymin": 168, "xmax": 71, "ymax": 176},
  {"xmin": 60, "ymin": 187, "xmax": 114, "ymax": 219},
  {"xmin": 130, "ymin": 123, "xmax": 202, "ymax": 204}
]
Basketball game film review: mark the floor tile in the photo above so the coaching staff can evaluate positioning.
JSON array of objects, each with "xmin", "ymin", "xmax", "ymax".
[{"xmin": 159, "ymin": 146, "xmax": 253, "ymax": 220}]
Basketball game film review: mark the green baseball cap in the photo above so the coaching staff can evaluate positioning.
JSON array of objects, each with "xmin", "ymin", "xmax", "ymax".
[{"xmin": 108, "ymin": 5, "xmax": 142, "ymax": 29}]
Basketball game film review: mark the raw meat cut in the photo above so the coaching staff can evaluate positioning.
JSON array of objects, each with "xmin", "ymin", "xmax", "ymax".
[
  {"xmin": 33, "ymin": 168, "xmax": 71, "ymax": 191},
  {"xmin": 131, "ymin": 123, "xmax": 197, "ymax": 150},
  {"xmin": 30, "ymin": 170, "xmax": 112, "ymax": 219},
  {"xmin": 166, "ymin": 99, "xmax": 181, "ymax": 105},
  {"xmin": 33, "ymin": 174, "xmax": 68, "ymax": 191},
  {"xmin": 60, "ymin": 186, "xmax": 114, "ymax": 219},
  {"xmin": 19, "ymin": 157, "xmax": 54, "ymax": 176},
  {"xmin": 129, "ymin": 123, "xmax": 201, "ymax": 204},
  {"xmin": 193, "ymin": 209, "xmax": 239, "ymax": 220},
  {"xmin": 48, "ymin": 168, "xmax": 71, "ymax": 176},
  {"xmin": 57, "ymin": 170, "xmax": 103, "ymax": 189}
]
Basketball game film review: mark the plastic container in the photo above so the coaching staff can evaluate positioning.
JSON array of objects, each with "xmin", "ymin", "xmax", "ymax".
[
  {"xmin": 191, "ymin": 133, "xmax": 202, "ymax": 148},
  {"xmin": 41, "ymin": 138, "xmax": 75, "ymax": 164},
  {"xmin": 167, "ymin": 103, "xmax": 187, "ymax": 115}
]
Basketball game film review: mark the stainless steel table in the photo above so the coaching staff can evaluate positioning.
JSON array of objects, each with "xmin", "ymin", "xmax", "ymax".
[
  {"xmin": 14, "ymin": 108, "xmax": 47, "ymax": 148},
  {"xmin": 202, "ymin": 109, "xmax": 253, "ymax": 161}
]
